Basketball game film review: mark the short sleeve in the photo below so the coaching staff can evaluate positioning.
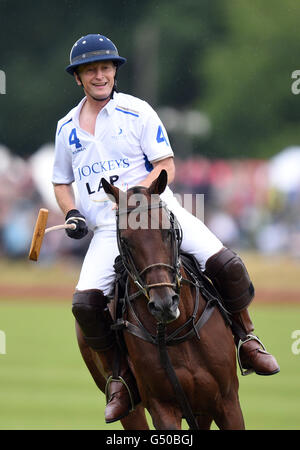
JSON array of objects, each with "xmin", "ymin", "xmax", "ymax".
[
  {"xmin": 140, "ymin": 103, "xmax": 174, "ymax": 163},
  {"xmin": 51, "ymin": 122, "xmax": 74, "ymax": 184}
]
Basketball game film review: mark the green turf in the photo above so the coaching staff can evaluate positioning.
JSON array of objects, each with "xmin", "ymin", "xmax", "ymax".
[
  {"xmin": 236, "ymin": 305, "xmax": 300, "ymax": 430},
  {"xmin": 0, "ymin": 301, "xmax": 116, "ymax": 430},
  {"xmin": 0, "ymin": 301, "xmax": 299, "ymax": 430}
]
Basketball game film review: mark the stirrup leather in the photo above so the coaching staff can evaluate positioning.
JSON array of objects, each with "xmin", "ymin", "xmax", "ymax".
[
  {"xmin": 105, "ymin": 375, "xmax": 135, "ymax": 412},
  {"xmin": 237, "ymin": 334, "xmax": 266, "ymax": 376}
]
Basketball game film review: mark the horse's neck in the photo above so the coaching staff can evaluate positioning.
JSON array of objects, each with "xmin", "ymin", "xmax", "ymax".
[{"xmin": 178, "ymin": 267, "xmax": 206, "ymax": 322}]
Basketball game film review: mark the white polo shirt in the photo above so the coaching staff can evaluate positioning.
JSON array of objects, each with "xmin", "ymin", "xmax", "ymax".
[{"xmin": 52, "ymin": 92, "xmax": 174, "ymax": 230}]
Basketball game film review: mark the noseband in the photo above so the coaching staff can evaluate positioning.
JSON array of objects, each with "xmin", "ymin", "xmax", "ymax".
[{"xmin": 116, "ymin": 200, "xmax": 183, "ymax": 300}]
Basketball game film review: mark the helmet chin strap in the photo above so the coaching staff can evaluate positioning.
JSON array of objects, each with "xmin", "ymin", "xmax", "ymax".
[
  {"xmin": 90, "ymin": 84, "xmax": 117, "ymax": 102},
  {"xmin": 90, "ymin": 92, "xmax": 112, "ymax": 102}
]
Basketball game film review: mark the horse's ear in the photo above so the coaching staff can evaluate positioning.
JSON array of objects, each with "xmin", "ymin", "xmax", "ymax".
[
  {"xmin": 101, "ymin": 178, "xmax": 122, "ymax": 204},
  {"xmin": 148, "ymin": 169, "xmax": 168, "ymax": 196}
]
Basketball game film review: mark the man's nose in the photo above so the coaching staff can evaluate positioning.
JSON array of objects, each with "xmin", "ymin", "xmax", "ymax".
[{"xmin": 95, "ymin": 69, "xmax": 105, "ymax": 79}]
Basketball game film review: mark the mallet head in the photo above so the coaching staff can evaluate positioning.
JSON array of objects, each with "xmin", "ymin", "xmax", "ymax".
[{"xmin": 28, "ymin": 208, "xmax": 49, "ymax": 261}]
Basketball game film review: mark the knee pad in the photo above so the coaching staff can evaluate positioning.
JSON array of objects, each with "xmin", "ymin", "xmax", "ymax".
[
  {"xmin": 204, "ymin": 248, "xmax": 255, "ymax": 313},
  {"xmin": 72, "ymin": 290, "xmax": 115, "ymax": 350}
]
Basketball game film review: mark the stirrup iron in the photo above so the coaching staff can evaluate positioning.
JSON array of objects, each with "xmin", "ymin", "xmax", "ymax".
[
  {"xmin": 105, "ymin": 375, "xmax": 135, "ymax": 412},
  {"xmin": 237, "ymin": 334, "xmax": 266, "ymax": 376}
]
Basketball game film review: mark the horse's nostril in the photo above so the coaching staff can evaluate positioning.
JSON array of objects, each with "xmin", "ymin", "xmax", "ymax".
[
  {"xmin": 147, "ymin": 300, "xmax": 158, "ymax": 314},
  {"xmin": 172, "ymin": 294, "xmax": 179, "ymax": 306}
]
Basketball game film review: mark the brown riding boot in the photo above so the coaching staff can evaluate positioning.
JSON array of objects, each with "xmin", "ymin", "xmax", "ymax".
[
  {"xmin": 72, "ymin": 290, "xmax": 140, "ymax": 423},
  {"xmin": 104, "ymin": 353, "xmax": 140, "ymax": 423},
  {"xmin": 232, "ymin": 309, "xmax": 280, "ymax": 376},
  {"xmin": 93, "ymin": 343, "xmax": 140, "ymax": 423},
  {"xmin": 205, "ymin": 247, "xmax": 280, "ymax": 376}
]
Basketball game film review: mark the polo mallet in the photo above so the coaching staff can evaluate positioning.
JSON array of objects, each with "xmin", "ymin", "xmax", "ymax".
[{"xmin": 28, "ymin": 208, "xmax": 76, "ymax": 261}]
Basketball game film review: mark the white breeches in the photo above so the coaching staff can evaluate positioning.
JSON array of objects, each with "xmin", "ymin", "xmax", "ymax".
[{"xmin": 76, "ymin": 200, "xmax": 223, "ymax": 295}]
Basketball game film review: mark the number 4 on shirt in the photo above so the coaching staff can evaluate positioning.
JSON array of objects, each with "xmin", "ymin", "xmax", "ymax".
[
  {"xmin": 156, "ymin": 125, "xmax": 169, "ymax": 146},
  {"xmin": 69, "ymin": 128, "xmax": 81, "ymax": 149}
]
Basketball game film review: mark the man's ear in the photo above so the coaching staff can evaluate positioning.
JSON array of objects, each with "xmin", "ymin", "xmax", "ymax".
[{"xmin": 74, "ymin": 71, "xmax": 82, "ymax": 86}]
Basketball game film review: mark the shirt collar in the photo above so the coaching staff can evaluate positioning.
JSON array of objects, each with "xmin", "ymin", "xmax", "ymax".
[
  {"xmin": 72, "ymin": 97, "xmax": 87, "ymax": 127},
  {"xmin": 72, "ymin": 92, "xmax": 118, "ymax": 126},
  {"xmin": 103, "ymin": 91, "xmax": 118, "ymax": 116}
]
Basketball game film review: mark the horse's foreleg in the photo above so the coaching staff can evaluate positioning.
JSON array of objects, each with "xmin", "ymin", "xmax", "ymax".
[
  {"xmin": 119, "ymin": 404, "xmax": 148, "ymax": 430},
  {"xmin": 148, "ymin": 400, "xmax": 182, "ymax": 430},
  {"xmin": 75, "ymin": 321, "xmax": 149, "ymax": 430},
  {"xmin": 214, "ymin": 394, "xmax": 245, "ymax": 430},
  {"xmin": 196, "ymin": 414, "xmax": 213, "ymax": 430}
]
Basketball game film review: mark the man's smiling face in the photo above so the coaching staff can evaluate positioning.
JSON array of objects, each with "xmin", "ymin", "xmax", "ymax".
[{"xmin": 75, "ymin": 60, "xmax": 117, "ymax": 102}]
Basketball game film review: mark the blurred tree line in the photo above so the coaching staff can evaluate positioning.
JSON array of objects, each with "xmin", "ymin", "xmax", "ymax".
[{"xmin": 0, "ymin": 0, "xmax": 300, "ymax": 159}]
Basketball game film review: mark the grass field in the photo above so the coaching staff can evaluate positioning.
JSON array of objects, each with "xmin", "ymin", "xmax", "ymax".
[{"xmin": 0, "ymin": 252, "xmax": 299, "ymax": 430}]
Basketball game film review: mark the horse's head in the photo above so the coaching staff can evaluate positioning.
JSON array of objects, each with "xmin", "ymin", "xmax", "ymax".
[{"xmin": 102, "ymin": 170, "xmax": 181, "ymax": 324}]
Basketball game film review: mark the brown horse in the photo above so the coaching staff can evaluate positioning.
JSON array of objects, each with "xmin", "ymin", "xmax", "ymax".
[{"xmin": 76, "ymin": 169, "xmax": 245, "ymax": 430}]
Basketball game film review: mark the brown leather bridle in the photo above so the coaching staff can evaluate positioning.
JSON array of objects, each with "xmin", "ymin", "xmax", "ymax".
[{"xmin": 116, "ymin": 200, "xmax": 183, "ymax": 301}]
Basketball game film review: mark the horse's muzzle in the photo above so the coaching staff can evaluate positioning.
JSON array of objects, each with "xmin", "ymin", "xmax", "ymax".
[{"xmin": 147, "ymin": 291, "xmax": 180, "ymax": 324}]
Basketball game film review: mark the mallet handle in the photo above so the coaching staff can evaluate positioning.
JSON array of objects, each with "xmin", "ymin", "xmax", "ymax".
[{"xmin": 45, "ymin": 224, "xmax": 76, "ymax": 234}]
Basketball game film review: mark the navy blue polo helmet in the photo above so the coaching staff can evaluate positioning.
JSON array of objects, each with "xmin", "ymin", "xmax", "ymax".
[{"xmin": 66, "ymin": 34, "xmax": 127, "ymax": 75}]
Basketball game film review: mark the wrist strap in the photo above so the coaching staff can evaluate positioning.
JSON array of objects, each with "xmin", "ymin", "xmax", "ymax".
[
  {"xmin": 65, "ymin": 209, "xmax": 80, "ymax": 220},
  {"xmin": 65, "ymin": 216, "xmax": 86, "ymax": 225}
]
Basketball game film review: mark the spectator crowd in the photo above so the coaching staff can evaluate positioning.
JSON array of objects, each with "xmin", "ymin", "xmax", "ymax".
[{"xmin": 1, "ymin": 143, "xmax": 300, "ymax": 262}]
